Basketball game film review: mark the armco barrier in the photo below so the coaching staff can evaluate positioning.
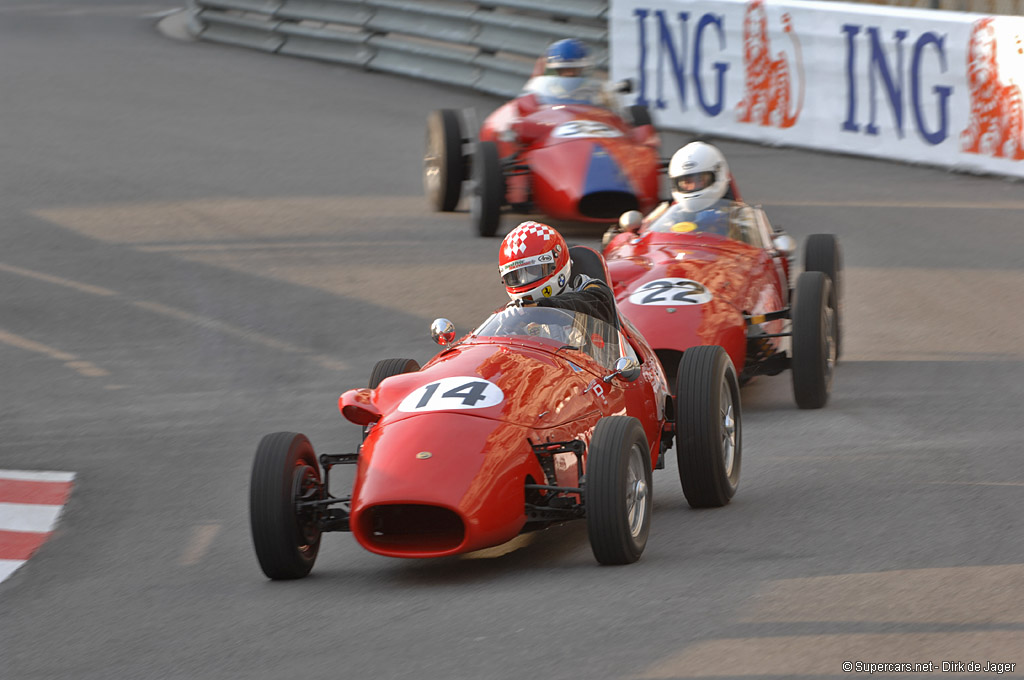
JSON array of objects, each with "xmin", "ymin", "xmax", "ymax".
[
  {"xmin": 186, "ymin": 0, "xmax": 610, "ymax": 97},
  {"xmin": 185, "ymin": 0, "xmax": 1022, "ymax": 176},
  {"xmin": 185, "ymin": 0, "xmax": 1019, "ymax": 99}
]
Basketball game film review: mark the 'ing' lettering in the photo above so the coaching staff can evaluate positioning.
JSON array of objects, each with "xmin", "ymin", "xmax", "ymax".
[
  {"xmin": 841, "ymin": 25, "xmax": 953, "ymax": 145},
  {"xmin": 633, "ymin": 8, "xmax": 729, "ymax": 116}
]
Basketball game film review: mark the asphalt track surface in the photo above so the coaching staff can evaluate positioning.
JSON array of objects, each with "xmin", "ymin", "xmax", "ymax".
[{"xmin": 1, "ymin": 2, "xmax": 1022, "ymax": 678}]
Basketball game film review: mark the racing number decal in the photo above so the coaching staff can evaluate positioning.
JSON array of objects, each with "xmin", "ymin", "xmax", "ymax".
[
  {"xmin": 397, "ymin": 377, "xmax": 504, "ymax": 413},
  {"xmin": 627, "ymin": 278, "xmax": 713, "ymax": 306},
  {"xmin": 552, "ymin": 121, "xmax": 623, "ymax": 139}
]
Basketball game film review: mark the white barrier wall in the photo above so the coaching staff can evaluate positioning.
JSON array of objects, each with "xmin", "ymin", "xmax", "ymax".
[{"xmin": 610, "ymin": 0, "xmax": 1024, "ymax": 178}]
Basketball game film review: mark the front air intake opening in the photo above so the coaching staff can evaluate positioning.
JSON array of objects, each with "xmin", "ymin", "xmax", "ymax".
[
  {"xmin": 578, "ymin": 191, "xmax": 639, "ymax": 219},
  {"xmin": 359, "ymin": 504, "xmax": 465, "ymax": 553}
]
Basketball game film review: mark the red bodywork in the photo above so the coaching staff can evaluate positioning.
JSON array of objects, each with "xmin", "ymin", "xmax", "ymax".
[
  {"xmin": 479, "ymin": 96, "xmax": 662, "ymax": 222},
  {"xmin": 338, "ymin": 311, "xmax": 669, "ymax": 559},
  {"xmin": 603, "ymin": 202, "xmax": 791, "ymax": 381}
]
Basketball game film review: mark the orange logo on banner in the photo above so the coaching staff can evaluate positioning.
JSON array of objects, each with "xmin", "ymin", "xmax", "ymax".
[
  {"xmin": 736, "ymin": 0, "xmax": 803, "ymax": 129},
  {"xmin": 961, "ymin": 18, "xmax": 1024, "ymax": 160}
]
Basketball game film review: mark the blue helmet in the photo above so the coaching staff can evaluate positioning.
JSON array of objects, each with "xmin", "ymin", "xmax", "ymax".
[{"xmin": 545, "ymin": 39, "xmax": 592, "ymax": 74}]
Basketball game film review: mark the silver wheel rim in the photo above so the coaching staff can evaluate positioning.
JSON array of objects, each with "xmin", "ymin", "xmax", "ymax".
[
  {"xmin": 469, "ymin": 179, "xmax": 483, "ymax": 225},
  {"xmin": 423, "ymin": 128, "xmax": 442, "ymax": 198},
  {"xmin": 625, "ymin": 443, "xmax": 649, "ymax": 539},
  {"xmin": 720, "ymin": 384, "xmax": 736, "ymax": 477},
  {"xmin": 823, "ymin": 305, "xmax": 836, "ymax": 387}
]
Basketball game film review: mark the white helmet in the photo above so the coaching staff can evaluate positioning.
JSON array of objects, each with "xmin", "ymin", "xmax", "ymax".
[{"xmin": 668, "ymin": 142, "xmax": 731, "ymax": 211}]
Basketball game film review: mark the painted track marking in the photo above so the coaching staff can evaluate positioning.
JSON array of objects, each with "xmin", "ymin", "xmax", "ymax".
[
  {"xmin": 0, "ymin": 470, "xmax": 75, "ymax": 586},
  {"xmin": 0, "ymin": 328, "xmax": 110, "ymax": 378},
  {"xmin": 0, "ymin": 262, "xmax": 347, "ymax": 371}
]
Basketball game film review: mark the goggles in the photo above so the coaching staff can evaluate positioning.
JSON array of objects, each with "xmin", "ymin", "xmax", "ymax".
[
  {"xmin": 500, "ymin": 253, "xmax": 557, "ymax": 288},
  {"xmin": 673, "ymin": 170, "xmax": 716, "ymax": 193}
]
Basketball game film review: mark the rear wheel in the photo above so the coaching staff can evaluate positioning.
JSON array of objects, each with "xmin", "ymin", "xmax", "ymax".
[
  {"xmin": 250, "ymin": 432, "xmax": 323, "ymax": 580},
  {"xmin": 424, "ymin": 109, "xmax": 464, "ymax": 212},
  {"xmin": 470, "ymin": 140, "xmax": 505, "ymax": 237},
  {"xmin": 803, "ymin": 233, "xmax": 842, "ymax": 359},
  {"xmin": 791, "ymin": 271, "xmax": 837, "ymax": 409},
  {"xmin": 675, "ymin": 345, "xmax": 741, "ymax": 508},
  {"xmin": 586, "ymin": 417, "xmax": 652, "ymax": 565}
]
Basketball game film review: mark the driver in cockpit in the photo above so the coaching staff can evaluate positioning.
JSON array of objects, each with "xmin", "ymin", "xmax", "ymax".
[
  {"xmin": 650, "ymin": 141, "xmax": 742, "ymax": 238},
  {"xmin": 520, "ymin": 39, "xmax": 613, "ymax": 109},
  {"xmin": 498, "ymin": 220, "xmax": 617, "ymax": 330}
]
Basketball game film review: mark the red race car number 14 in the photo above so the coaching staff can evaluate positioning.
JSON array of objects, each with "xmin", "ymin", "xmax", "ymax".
[{"xmin": 398, "ymin": 377, "xmax": 505, "ymax": 412}]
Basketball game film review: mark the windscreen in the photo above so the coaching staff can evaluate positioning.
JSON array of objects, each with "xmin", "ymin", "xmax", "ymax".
[
  {"xmin": 645, "ymin": 198, "xmax": 763, "ymax": 246},
  {"xmin": 473, "ymin": 306, "xmax": 621, "ymax": 369}
]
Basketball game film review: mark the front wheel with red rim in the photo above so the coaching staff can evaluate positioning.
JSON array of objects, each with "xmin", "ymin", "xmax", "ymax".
[{"xmin": 250, "ymin": 432, "xmax": 324, "ymax": 580}]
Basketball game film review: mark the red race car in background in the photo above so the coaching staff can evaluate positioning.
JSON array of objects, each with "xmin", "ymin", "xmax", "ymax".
[
  {"xmin": 602, "ymin": 199, "xmax": 842, "ymax": 409},
  {"xmin": 249, "ymin": 248, "xmax": 744, "ymax": 578},
  {"xmin": 423, "ymin": 73, "xmax": 662, "ymax": 237}
]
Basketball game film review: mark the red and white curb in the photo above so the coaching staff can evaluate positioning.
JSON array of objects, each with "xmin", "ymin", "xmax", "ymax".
[{"xmin": 0, "ymin": 470, "xmax": 75, "ymax": 584}]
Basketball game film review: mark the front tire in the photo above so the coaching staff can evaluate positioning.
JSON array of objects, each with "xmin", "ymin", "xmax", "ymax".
[
  {"xmin": 250, "ymin": 432, "xmax": 323, "ymax": 580},
  {"xmin": 627, "ymin": 104, "xmax": 653, "ymax": 127},
  {"xmin": 364, "ymin": 358, "xmax": 420, "ymax": 439},
  {"xmin": 803, "ymin": 233, "xmax": 842, "ymax": 359},
  {"xmin": 369, "ymin": 358, "xmax": 420, "ymax": 389},
  {"xmin": 675, "ymin": 345, "xmax": 741, "ymax": 508},
  {"xmin": 424, "ymin": 109, "xmax": 464, "ymax": 212},
  {"xmin": 791, "ymin": 271, "xmax": 837, "ymax": 409},
  {"xmin": 470, "ymin": 140, "xmax": 505, "ymax": 238},
  {"xmin": 586, "ymin": 417, "xmax": 652, "ymax": 565}
]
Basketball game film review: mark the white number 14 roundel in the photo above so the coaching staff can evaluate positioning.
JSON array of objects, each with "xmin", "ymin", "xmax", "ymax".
[
  {"xmin": 398, "ymin": 377, "xmax": 505, "ymax": 412},
  {"xmin": 628, "ymin": 278, "xmax": 713, "ymax": 306}
]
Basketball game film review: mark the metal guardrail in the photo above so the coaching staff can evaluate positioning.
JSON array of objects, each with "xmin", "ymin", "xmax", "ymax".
[
  {"xmin": 185, "ymin": 0, "xmax": 1021, "ymax": 99},
  {"xmin": 186, "ymin": 0, "xmax": 609, "ymax": 98}
]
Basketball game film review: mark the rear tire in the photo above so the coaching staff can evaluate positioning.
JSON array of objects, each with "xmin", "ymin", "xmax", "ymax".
[
  {"xmin": 470, "ymin": 140, "xmax": 505, "ymax": 238},
  {"xmin": 791, "ymin": 271, "xmax": 837, "ymax": 409},
  {"xmin": 675, "ymin": 345, "xmax": 741, "ymax": 508},
  {"xmin": 586, "ymin": 417, "xmax": 652, "ymax": 565},
  {"xmin": 803, "ymin": 233, "xmax": 842, "ymax": 359},
  {"xmin": 424, "ymin": 109, "xmax": 464, "ymax": 212},
  {"xmin": 250, "ymin": 432, "xmax": 323, "ymax": 580}
]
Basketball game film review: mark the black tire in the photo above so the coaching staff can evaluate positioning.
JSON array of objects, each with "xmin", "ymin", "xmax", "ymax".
[
  {"xmin": 250, "ymin": 432, "xmax": 323, "ymax": 580},
  {"xmin": 369, "ymin": 358, "xmax": 420, "ymax": 389},
  {"xmin": 364, "ymin": 358, "xmax": 419, "ymax": 439},
  {"xmin": 627, "ymin": 104, "xmax": 653, "ymax": 127},
  {"xmin": 803, "ymin": 233, "xmax": 842, "ymax": 359},
  {"xmin": 424, "ymin": 109, "xmax": 464, "ymax": 212},
  {"xmin": 675, "ymin": 345, "xmax": 741, "ymax": 508},
  {"xmin": 791, "ymin": 271, "xmax": 837, "ymax": 409},
  {"xmin": 470, "ymin": 140, "xmax": 505, "ymax": 238},
  {"xmin": 586, "ymin": 416, "xmax": 653, "ymax": 565}
]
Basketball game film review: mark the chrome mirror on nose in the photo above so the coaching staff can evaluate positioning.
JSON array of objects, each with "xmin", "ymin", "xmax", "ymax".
[
  {"xmin": 772, "ymin": 233, "xmax": 796, "ymax": 257},
  {"xmin": 619, "ymin": 210, "xmax": 643, "ymax": 232},
  {"xmin": 604, "ymin": 356, "xmax": 641, "ymax": 383},
  {"xmin": 430, "ymin": 318, "xmax": 456, "ymax": 347}
]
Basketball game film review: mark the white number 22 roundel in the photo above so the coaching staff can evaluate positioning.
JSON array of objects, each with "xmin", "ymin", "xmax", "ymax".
[
  {"xmin": 628, "ymin": 278, "xmax": 713, "ymax": 306},
  {"xmin": 398, "ymin": 377, "xmax": 504, "ymax": 412}
]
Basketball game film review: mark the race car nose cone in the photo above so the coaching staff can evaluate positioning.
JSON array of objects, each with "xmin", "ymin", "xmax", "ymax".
[{"xmin": 579, "ymin": 145, "xmax": 638, "ymax": 218}]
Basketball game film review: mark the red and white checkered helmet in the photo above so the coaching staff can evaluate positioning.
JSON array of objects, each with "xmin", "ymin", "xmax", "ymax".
[{"xmin": 498, "ymin": 221, "xmax": 571, "ymax": 302}]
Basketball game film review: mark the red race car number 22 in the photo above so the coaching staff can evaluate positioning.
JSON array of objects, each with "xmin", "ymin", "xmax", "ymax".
[{"xmin": 627, "ymin": 278, "xmax": 713, "ymax": 306}]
